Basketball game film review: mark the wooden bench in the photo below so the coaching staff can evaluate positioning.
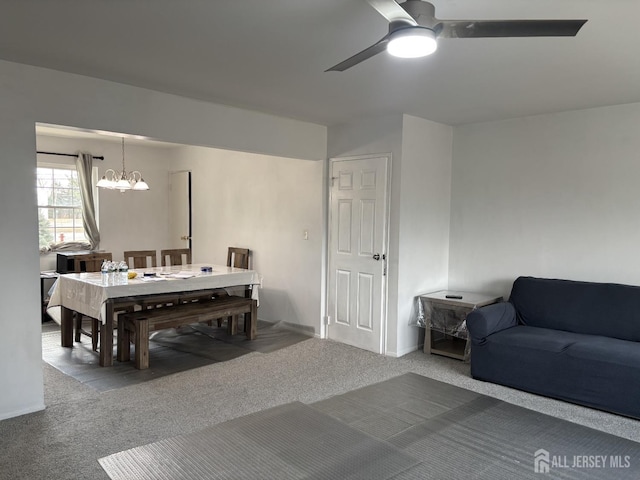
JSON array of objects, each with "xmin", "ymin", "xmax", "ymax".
[{"xmin": 117, "ymin": 296, "xmax": 257, "ymax": 369}]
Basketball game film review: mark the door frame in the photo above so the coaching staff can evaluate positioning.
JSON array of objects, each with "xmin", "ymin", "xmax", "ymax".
[
  {"xmin": 323, "ymin": 153, "xmax": 392, "ymax": 355},
  {"xmin": 168, "ymin": 170, "xmax": 192, "ymax": 251}
]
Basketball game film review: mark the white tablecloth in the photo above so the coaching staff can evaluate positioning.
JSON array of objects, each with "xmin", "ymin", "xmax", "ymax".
[{"xmin": 48, "ymin": 263, "xmax": 260, "ymax": 323}]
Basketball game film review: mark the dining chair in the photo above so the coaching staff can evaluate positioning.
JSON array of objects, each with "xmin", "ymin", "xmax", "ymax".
[
  {"xmin": 72, "ymin": 252, "xmax": 112, "ymax": 273},
  {"xmin": 160, "ymin": 248, "xmax": 192, "ymax": 266},
  {"xmin": 227, "ymin": 247, "xmax": 250, "ymax": 269},
  {"xmin": 124, "ymin": 250, "xmax": 157, "ymax": 269},
  {"xmin": 122, "ymin": 251, "xmax": 167, "ymax": 324},
  {"xmin": 72, "ymin": 252, "xmax": 112, "ymax": 350},
  {"xmin": 143, "ymin": 249, "xmax": 191, "ymax": 311},
  {"xmin": 217, "ymin": 247, "xmax": 251, "ymax": 329}
]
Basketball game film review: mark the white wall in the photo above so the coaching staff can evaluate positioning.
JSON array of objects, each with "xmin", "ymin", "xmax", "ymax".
[
  {"xmin": 449, "ymin": 102, "xmax": 640, "ymax": 299},
  {"xmin": 171, "ymin": 146, "xmax": 324, "ymax": 332},
  {"xmin": 0, "ymin": 117, "xmax": 45, "ymax": 419},
  {"xmin": 36, "ymin": 134, "xmax": 175, "ymax": 271},
  {"xmin": 0, "ymin": 59, "xmax": 326, "ymax": 421},
  {"xmin": 396, "ymin": 115, "xmax": 452, "ymax": 356}
]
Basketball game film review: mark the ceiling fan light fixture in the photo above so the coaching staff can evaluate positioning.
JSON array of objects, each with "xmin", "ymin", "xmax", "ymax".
[{"xmin": 387, "ymin": 27, "xmax": 437, "ymax": 58}]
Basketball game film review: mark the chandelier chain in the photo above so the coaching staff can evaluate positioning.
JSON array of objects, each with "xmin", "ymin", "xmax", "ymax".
[{"xmin": 122, "ymin": 138, "xmax": 126, "ymax": 174}]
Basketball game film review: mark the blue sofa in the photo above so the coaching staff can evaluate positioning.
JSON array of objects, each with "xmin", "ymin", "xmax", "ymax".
[{"xmin": 466, "ymin": 276, "xmax": 640, "ymax": 419}]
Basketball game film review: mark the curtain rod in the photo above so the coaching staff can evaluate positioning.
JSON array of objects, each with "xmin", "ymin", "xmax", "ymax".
[{"xmin": 37, "ymin": 151, "xmax": 104, "ymax": 161}]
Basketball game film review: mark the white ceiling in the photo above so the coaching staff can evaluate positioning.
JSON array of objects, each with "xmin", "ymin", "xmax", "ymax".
[{"xmin": 2, "ymin": 0, "xmax": 640, "ymax": 127}]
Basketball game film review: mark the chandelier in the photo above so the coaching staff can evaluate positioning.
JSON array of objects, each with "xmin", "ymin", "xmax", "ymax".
[{"xmin": 96, "ymin": 137, "xmax": 149, "ymax": 192}]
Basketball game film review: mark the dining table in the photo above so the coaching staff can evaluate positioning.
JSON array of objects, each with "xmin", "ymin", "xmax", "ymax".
[{"xmin": 47, "ymin": 263, "xmax": 260, "ymax": 366}]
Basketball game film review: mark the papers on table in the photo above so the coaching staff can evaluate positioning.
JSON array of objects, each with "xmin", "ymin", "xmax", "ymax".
[
  {"xmin": 168, "ymin": 272, "xmax": 196, "ymax": 279},
  {"xmin": 140, "ymin": 276, "xmax": 166, "ymax": 282},
  {"xmin": 139, "ymin": 271, "xmax": 196, "ymax": 280}
]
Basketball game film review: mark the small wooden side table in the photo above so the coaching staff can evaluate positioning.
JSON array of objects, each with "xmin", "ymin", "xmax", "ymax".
[{"xmin": 419, "ymin": 290, "xmax": 502, "ymax": 360}]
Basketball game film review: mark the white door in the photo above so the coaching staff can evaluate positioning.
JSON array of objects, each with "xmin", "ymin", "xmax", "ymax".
[
  {"xmin": 328, "ymin": 155, "xmax": 389, "ymax": 354},
  {"xmin": 168, "ymin": 171, "xmax": 191, "ymax": 249}
]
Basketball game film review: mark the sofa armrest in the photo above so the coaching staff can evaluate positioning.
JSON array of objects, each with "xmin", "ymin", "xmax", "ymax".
[{"xmin": 466, "ymin": 302, "xmax": 517, "ymax": 345}]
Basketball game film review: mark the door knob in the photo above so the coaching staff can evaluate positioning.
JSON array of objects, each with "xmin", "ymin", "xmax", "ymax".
[
  {"xmin": 373, "ymin": 253, "xmax": 381, "ymax": 261},
  {"xmin": 180, "ymin": 235, "xmax": 191, "ymax": 240}
]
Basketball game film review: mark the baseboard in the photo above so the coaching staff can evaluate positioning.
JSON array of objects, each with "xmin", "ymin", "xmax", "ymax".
[
  {"xmin": 265, "ymin": 320, "xmax": 316, "ymax": 338},
  {"xmin": 0, "ymin": 402, "xmax": 45, "ymax": 421},
  {"xmin": 386, "ymin": 344, "xmax": 420, "ymax": 358}
]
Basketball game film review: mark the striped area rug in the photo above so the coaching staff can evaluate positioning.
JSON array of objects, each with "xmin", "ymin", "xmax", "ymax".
[{"xmin": 100, "ymin": 373, "xmax": 640, "ymax": 479}]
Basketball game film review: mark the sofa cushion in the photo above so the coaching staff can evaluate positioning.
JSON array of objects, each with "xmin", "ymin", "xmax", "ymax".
[
  {"xmin": 509, "ymin": 276, "xmax": 640, "ymax": 342},
  {"xmin": 486, "ymin": 325, "xmax": 585, "ymax": 353},
  {"xmin": 566, "ymin": 335, "xmax": 640, "ymax": 367}
]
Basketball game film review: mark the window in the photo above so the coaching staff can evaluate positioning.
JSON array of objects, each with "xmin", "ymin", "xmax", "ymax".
[{"xmin": 37, "ymin": 166, "xmax": 86, "ymax": 248}]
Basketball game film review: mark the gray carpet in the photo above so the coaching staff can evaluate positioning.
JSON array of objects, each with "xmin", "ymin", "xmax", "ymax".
[
  {"xmin": 41, "ymin": 319, "xmax": 310, "ymax": 392},
  {"xmin": 99, "ymin": 373, "xmax": 640, "ymax": 479}
]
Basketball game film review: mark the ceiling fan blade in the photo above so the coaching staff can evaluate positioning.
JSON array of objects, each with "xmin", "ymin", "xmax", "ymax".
[
  {"xmin": 367, "ymin": 0, "xmax": 417, "ymax": 26},
  {"xmin": 325, "ymin": 37, "xmax": 389, "ymax": 72},
  {"xmin": 437, "ymin": 19, "xmax": 587, "ymax": 38}
]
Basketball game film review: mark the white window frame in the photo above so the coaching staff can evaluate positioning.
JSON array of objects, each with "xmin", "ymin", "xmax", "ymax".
[{"xmin": 37, "ymin": 159, "xmax": 99, "ymax": 250}]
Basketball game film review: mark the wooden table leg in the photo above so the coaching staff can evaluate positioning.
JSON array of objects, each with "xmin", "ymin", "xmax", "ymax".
[
  {"xmin": 135, "ymin": 318, "xmax": 150, "ymax": 370},
  {"xmin": 246, "ymin": 299, "xmax": 257, "ymax": 340},
  {"xmin": 243, "ymin": 286, "xmax": 252, "ymax": 333},
  {"xmin": 228, "ymin": 315, "xmax": 238, "ymax": 335},
  {"xmin": 117, "ymin": 317, "xmax": 130, "ymax": 363},
  {"xmin": 99, "ymin": 301, "xmax": 114, "ymax": 367},
  {"xmin": 61, "ymin": 306, "xmax": 74, "ymax": 347}
]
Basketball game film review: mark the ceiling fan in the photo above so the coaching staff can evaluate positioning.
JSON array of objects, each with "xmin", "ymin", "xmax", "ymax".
[{"xmin": 326, "ymin": 0, "xmax": 587, "ymax": 72}]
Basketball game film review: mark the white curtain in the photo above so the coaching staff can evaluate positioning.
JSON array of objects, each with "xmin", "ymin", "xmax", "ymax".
[{"xmin": 75, "ymin": 152, "xmax": 101, "ymax": 250}]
